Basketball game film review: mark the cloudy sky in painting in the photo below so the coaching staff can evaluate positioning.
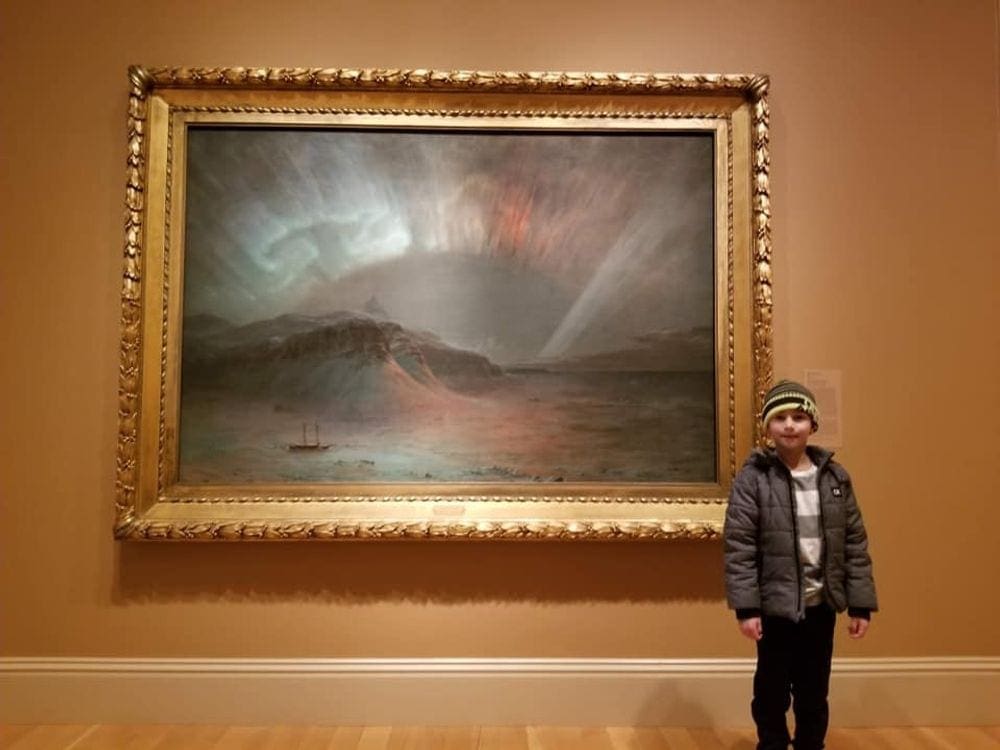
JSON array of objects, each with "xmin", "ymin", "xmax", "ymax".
[{"xmin": 183, "ymin": 127, "xmax": 714, "ymax": 365}]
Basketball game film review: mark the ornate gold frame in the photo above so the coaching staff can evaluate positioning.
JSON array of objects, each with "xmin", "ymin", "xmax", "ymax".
[{"xmin": 115, "ymin": 66, "xmax": 772, "ymax": 541}]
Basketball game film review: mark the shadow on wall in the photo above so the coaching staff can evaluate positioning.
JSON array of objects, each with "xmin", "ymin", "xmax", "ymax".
[{"xmin": 113, "ymin": 539, "xmax": 726, "ymax": 604}]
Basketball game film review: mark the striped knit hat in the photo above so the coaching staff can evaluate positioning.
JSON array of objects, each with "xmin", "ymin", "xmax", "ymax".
[{"xmin": 762, "ymin": 379, "xmax": 819, "ymax": 429}]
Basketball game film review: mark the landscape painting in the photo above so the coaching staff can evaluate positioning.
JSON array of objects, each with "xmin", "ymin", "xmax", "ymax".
[{"xmin": 178, "ymin": 126, "xmax": 717, "ymax": 485}]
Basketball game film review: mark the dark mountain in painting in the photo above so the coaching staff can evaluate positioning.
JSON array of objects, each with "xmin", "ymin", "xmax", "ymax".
[
  {"xmin": 182, "ymin": 311, "xmax": 503, "ymax": 417},
  {"xmin": 293, "ymin": 251, "xmax": 578, "ymax": 367},
  {"xmin": 522, "ymin": 326, "xmax": 714, "ymax": 372}
]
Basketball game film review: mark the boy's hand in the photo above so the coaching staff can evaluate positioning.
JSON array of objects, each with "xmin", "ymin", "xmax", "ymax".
[
  {"xmin": 738, "ymin": 617, "xmax": 763, "ymax": 641},
  {"xmin": 848, "ymin": 617, "xmax": 870, "ymax": 639}
]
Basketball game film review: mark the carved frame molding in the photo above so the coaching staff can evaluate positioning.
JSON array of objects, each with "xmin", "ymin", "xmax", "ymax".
[{"xmin": 115, "ymin": 67, "xmax": 773, "ymax": 541}]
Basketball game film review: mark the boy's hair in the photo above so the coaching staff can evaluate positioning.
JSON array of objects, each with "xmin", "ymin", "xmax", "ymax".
[{"xmin": 762, "ymin": 379, "xmax": 820, "ymax": 429}]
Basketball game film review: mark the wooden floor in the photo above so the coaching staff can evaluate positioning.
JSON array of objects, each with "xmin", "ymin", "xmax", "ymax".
[{"xmin": 1, "ymin": 726, "xmax": 998, "ymax": 750}]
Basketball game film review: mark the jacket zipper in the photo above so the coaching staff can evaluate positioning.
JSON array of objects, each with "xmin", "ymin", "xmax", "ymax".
[
  {"xmin": 788, "ymin": 452, "xmax": 832, "ymax": 619},
  {"xmin": 783, "ymin": 466, "xmax": 804, "ymax": 620},
  {"xmin": 816, "ymin": 458, "xmax": 830, "ymax": 605}
]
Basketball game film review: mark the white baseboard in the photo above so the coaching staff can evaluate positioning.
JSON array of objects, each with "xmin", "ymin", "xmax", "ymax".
[{"xmin": 1, "ymin": 657, "xmax": 996, "ymax": 726}]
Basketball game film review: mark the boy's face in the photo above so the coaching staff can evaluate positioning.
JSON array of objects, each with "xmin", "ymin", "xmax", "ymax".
[{"xmin": 766, "ymin": 408, "xmax": 814, "ymax": 453}]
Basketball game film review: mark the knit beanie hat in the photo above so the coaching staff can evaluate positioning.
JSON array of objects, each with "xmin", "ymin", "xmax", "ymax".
[{"xmin": 762, "ymin": 379, "xmax": 820, "ymax": 429}]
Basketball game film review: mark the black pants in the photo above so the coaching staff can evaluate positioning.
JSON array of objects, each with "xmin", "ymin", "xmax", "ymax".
[{"xmin": 752, "ymin": 604, "xmax": 836, "ymax": 750}]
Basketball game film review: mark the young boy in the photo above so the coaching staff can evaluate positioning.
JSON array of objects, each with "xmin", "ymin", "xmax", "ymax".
[{"xmin": 724, "ymin": 380, "xmax": 878, "ymax": 750}]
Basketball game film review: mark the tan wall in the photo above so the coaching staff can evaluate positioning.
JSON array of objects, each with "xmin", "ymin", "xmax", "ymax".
[{"xmin": 1, "ymin": 0, "xmax": 998, "ymax": 660}]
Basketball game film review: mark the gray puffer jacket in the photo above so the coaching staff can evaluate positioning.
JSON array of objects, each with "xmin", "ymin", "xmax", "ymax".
[{"xmin": 724, "ymin": 446, "xmax": 878, "ymax": 622}]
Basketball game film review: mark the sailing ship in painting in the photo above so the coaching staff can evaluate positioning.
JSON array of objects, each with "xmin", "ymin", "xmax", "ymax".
[{"xmin": 288, "ymin": 423, "xmax": 331, "ymax": 452}]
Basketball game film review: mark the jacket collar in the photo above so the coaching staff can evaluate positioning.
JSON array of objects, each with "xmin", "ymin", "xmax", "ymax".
[{"xmin": 747, "ymin": 444, "xmax": 834, "ymax": 472}]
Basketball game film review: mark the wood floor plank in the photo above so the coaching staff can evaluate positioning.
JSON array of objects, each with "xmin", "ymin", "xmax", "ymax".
[
  {"xmin": 258, "ymin": 725, "xmax": 318, "ymax": 750},
  {"xmin": 384, "ymin": 727, "xmax": 479, "ymax": 750},
  {"xmin": 0, "ymin": 725, "xmax": 93, "ymax": 750},
  {"xmin": 306, "ymin": 726, "xmax": 365, "ymax": 750},
  {"xmin": 206, "ymin": 726, "xmax": 272, "ymax": 750},
  {"xmin": 708, "ymin": 728, "xmax": 755, "ymax": 749},
  {"xmin": 930, "ymin": 728, "xmax": 1000, "ymax": 750},
  {"xmin": 850, "ymin": 727, "xmax": 902, "ymax": 749},
  {"xmin": 526, "ymin": 727, "xmax": 571, "ymax": 750},
  {"xmin": 432, "ymin": 726, "xmax": 480, "ymax": 750},
  {"xmin": 680, "ymin": 728, "xmax": 728, "ymax": 749},
  {"xmin": 478, "ymin": 727, "xmax": 529, "ymax": 750},
  {"xmin": 885, "ymin": 728, "xmax": 954, "ymax": 750},
  {"xmin": 433, "ymin": 727, "xmax": 480, "ymax": 750},
  {"xmin": 145, "ymin": 725, "xmax": 230, "ymax": 750},
  {"xmin": 884, "ymin": 730, "xmax": 923, "ymax": 749},
  {"xmin": 279, "ymin": 726, "xmax": 326, "ymax": 749},
  {"xmin": 653, "ymin": 728, "xmax": 702, "ymax": 750},
  {"xmin": 603, "ymin": 727, "xmax": 675, "ymax": 750},
  {"xmin": 826, "ymin": 727, "xmax": 873, "ymax": 750},
  {"xmin": 72, "ymin": 724, "xmax": 171, "ymax": 750},
  {"xmin": 526, "ymin": 727, "xmax": 616, "ymax": 750},
  {"xmin": 912, "ymin": 727, "xmax": 960, "ymax": 750},
  {"xmin": 352, "ymin": 726, "xmax": 392, "ymax": 750}
]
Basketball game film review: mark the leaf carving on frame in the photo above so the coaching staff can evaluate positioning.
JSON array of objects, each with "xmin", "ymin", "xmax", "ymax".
[{"xmin": 119, "ymin": 519, "xmax": 723, "ymax": 541}]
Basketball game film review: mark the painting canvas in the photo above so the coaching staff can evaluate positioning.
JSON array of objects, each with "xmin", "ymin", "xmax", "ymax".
[{"xmin": 178, "ymin": 128, "xmax": 717, "ymax": 486}]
